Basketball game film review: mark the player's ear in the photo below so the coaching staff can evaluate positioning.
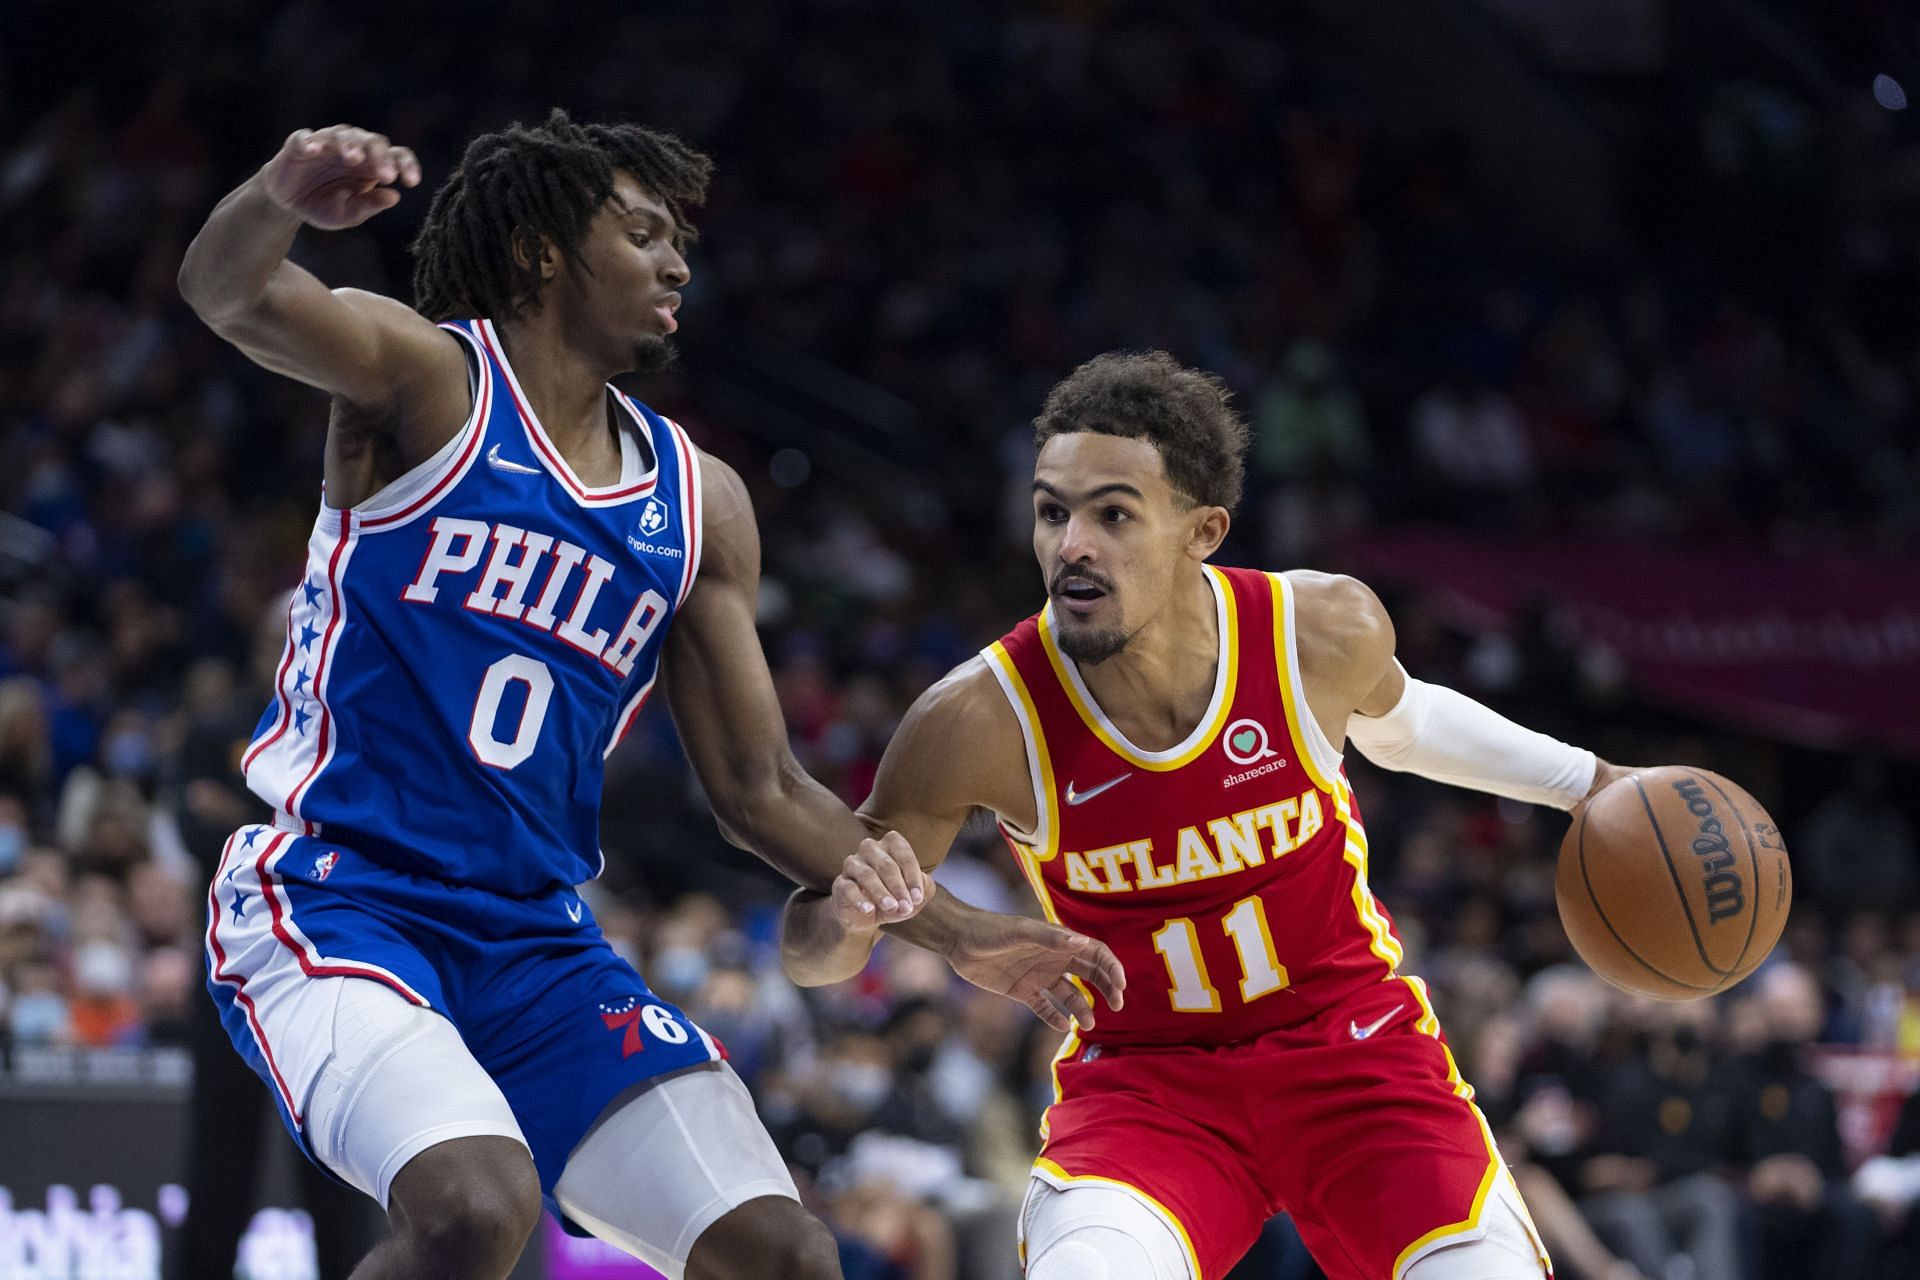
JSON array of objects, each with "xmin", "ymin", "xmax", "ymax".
[
  {"xmin": 1187, "ymin": 505, "xmax": 1229, "ymax": 560},
  {"xmin": 510, "ymin": 228, "xmax": 560, "ymax": 283}
]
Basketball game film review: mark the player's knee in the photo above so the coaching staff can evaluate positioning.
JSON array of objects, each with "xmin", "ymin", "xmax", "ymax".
[
  {"xmin": 1027, "ymin": 1226, "xmax": 1161, "ymax": 1280},
  {"xmin": 778, "ymin": 1214, "xmax": 842, "ymax": 1280},
  {"xmin": 687, "ymin": 1196, "xmax": 840, "ymax": 1280},
  {"xmin": 397, "ymin": 1144, "xmax": 542, "ymax": 1271}
]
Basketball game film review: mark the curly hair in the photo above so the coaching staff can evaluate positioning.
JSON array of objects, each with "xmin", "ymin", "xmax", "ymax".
[
  {"xmin": 410, "ymin": 108, "xmax": 713, "ymax": 322},
  {"xmin": 1033, "ymin": 351, "xmax": 1250, "ymax": 510}
]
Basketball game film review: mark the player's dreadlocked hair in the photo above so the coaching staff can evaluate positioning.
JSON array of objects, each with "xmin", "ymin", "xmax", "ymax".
[
  {"xmin": 410, "ymin": 109, "xmax": 713, "ymax": 322},
  {"xmin": 1034, "ymin": 351, "xmax": 1250, "ymax": 511}
]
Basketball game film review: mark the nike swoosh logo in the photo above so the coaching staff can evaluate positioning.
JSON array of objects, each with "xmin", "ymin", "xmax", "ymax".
[
  {"xmin": 487, "ymin": 444, "xmax": 542, "ymax": 475},
  {"xmin": 1065, "ymin": 772, "xmax": 1132, "ymax": 805},
  {"xmin": 566, "ymin": 900, "xmax": 583, "ymax": 924},
  {"xmin": 1350, "ymin": 1004, "xmax": 1405, "ymax": 1041}
]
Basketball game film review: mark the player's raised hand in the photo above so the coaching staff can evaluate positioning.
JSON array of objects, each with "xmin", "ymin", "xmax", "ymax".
[
  {"xmin": 261, "ymin": 126, "xmax": 422, "ymax": 231},
  {"xmin": 831, "ymin": 832, "xmax": 932, "ymax": 933},
  {"xmin": 947, "ymin": 913, "xmax": 1126, "ymax": 1033}
]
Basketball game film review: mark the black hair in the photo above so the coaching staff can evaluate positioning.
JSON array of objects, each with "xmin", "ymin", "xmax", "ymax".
[
  {"xmin": 1033, "ymin": 351, "xmax": 1250, "ymax": 510},
  {"xmin": 410, "ymin": 108, "xmax": 713, "ymax": 322}
]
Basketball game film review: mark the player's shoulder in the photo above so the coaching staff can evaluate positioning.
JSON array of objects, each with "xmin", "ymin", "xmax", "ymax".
[
  {"xmin": 1273, "ymin": 568, "xmax": 1394, "ymax": 672},
  {"xmin": 678, "ymin": 447, "xmax": 753, "ymax": 575},
  {"xmin": 878, "ymin": 654, "xmax": 1031, "ymax": 813},
  {"xmin": 903, "ymin": 655, "xmax": 1017, "ymax": 740}
]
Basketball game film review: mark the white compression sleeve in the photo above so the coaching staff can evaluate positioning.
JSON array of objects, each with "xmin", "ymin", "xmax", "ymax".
[{"xmin": 1345, "ymin": 665, "xmax": 1596, "ymax": 811}]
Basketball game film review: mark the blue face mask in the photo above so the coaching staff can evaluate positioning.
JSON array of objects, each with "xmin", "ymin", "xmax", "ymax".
[
  {"xmin": 0, "ymin": 824, "xmax": 24, "ymax": 877},
  {"xmin": 103, "ymin": 731, "xmax": 154, "ymax": 778},
  {"xmin": 9, "ymin": 992, "xmax": 69, "ymax": 1044}
]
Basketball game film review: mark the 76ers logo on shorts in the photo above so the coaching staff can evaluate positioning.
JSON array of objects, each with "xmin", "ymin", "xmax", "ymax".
[
  {"xmin": 637, "ymin": 497, "xmax": 670, "ymax": 538},
  {"xmin": 599, "ymin": 995, "xmax": 692, "ymax": 1058}
]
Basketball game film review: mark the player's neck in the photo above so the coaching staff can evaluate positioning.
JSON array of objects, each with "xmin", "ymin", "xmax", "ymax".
[
  {"xmin": 492, "ymin": 314, "xmax": 621, "ymax": 456},
  {"xmin": 1075, "ymin": 569, "xmax": 1220, "ymax": 752}
]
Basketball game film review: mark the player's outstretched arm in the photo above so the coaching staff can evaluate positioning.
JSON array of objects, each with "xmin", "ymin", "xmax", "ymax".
[
  {"xmin": 178, "ymin": 126, "xmax": 467, "ymax": 442},
  {"xmin": 661, "ymin": 453, "xmax": 923, "ymax": 912},
  {"xmin": 1290, "ymin": 571, "xmax": 1630, "ymax": 810},
  {"xmin": 776, "ymin": 659, "xmax": 997, "ymax": 984},
  {"xmin": 779, "ymin": 659, "xmax": 1126, "ymax": 1031}
]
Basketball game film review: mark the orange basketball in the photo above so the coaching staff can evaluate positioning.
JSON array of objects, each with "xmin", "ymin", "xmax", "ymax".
[{"xmin": 1555, "ymin": 766, "xmax": 1792, "ymax": 1000}]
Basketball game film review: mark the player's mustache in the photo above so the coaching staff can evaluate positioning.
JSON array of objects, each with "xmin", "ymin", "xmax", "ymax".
[{"xmin": 1050, "ymin": 567, "xmax": 1115, "ymax": 595}]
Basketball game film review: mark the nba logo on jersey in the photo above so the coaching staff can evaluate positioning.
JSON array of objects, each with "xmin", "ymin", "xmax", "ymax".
[
  {"xmin": 309, "ymin": 850, "xmax": 339, "ymax": 881},
  {"xmin": 638, "ymin": 496, "xmax": 669, "ymax": 538}
]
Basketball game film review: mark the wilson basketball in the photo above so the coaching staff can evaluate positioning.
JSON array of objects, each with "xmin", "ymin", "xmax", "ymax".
[{"xmin": 1555, "ymin": 766, "xmax": 1792, "ymax": 1000}]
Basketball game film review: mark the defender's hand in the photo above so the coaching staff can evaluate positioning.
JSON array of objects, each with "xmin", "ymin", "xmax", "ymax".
[
  {"xmin": 949, "ymin": 914, "xmax": 1126, "ymax": 1033},
  {"xmin": 831, "ymin": 832, "xmax": 931, "ymax": 934},
  {"xmin": 262, "ymin": 126, "xmax": 422, "ymax": 230}
]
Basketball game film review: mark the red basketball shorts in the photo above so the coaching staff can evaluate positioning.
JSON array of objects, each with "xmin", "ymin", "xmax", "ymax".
[{"xmin": 1026, "ymin": 977, "xmax": 1551, "ymax": 1280}]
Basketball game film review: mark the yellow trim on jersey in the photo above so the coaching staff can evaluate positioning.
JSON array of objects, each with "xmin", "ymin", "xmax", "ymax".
[
  {"xmin": 1389, "ymin": 974, "xmax": 1553, "ymax": 1278},
  {"xmin": 1031, "ymin": 1157, "xmax": 1204, "ymax": 1280},
  {"xmin": 1268, "ymin": 572, "xmax": 1341, "ymax": 796},
  {"xmin": 1002, "ymin": 825, "xmax": 1099, "ymax": 1034},
  {"xmin": 1037, "ymin": 1024, "xmax": 1079, "ymax": 1141},
  {"xmin": 984, "ymin": 641, "xmax": 1059, "ymax": 861},
  {"xmin": 1037, "ymin": 565, "xmax": 1239, "ymax": 772},
  {"xmin": 1269, "ymin": 572, "xmax": 1406, "ymax": 972},
  {"xmin": 1392, "ymin": 1151, "xmax": 1500, "ymax": 1279},
  {"xmin": 1339, "ymin": 800, "xmax": 1406, "ymax": 970}
]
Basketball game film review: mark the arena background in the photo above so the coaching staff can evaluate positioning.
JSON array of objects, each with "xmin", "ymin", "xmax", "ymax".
[{"xmin": 3, "ymin": 1, "xmax": 1920, "ymax": 1277}]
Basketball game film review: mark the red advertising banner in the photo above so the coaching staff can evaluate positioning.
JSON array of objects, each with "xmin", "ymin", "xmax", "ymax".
[{"xmin": 1338, "ymin": 529, "xmax": 1920, "ymax": 755}]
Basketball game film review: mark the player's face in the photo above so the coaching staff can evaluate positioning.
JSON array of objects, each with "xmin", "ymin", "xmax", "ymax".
[
  {"xmin": 565, "ymin": 174, "xmax": 690, "ymax": 372},
  {"xmin": 1033, "ymin": 432, "xmax": 1201, "ymax": 665}
]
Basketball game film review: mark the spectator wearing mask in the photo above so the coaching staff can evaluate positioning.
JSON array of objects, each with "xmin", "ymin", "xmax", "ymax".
[
  {"xmin": 1725, "ymin": 964, "xmax": 1876, "ymax": 1280},
  {"xmin": 1581, "ymin": 999, "xmax": 1744, "ymax": 1280}
]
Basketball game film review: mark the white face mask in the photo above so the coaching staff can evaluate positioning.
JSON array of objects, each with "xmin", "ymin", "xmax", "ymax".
[
  {"xmin": 74, "ymin": 941, "xmax": 134, "ymax": 997},
  {"xmin": 829, "ymin": 1061, "xmax": 892, "ymax": 1112}
]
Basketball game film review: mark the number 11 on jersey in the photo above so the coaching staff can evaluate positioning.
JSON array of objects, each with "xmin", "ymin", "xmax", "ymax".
[{"xmin": 1152, "ymin": 894, "xmax": 1289, "ymax": 1013}]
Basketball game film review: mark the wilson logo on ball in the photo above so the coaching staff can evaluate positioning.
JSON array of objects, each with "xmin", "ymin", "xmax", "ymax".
[{"xmin": 1672, "ymin": 776, "xmax": 1745, "ymax": 924}]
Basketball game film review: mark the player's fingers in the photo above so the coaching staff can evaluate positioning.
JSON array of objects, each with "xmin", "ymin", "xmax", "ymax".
[
  {"xmin": 1067, "ymin": 940, "xmax": 1127, "ymax": 1010},
  {"xmin": 832, "ymin": 875, "xmax": 876, "ymax": 927},
  {"xmin": 390, "ymin": 146, "xmax": 422, "ymax": 187},
  {"xmin": 1027, "ymin": 989, "xmax": 1070, "ymax": 1033},
  {"xmin": 1053, "ymin": 980, "xmax": 1096, "ymax": 1031},
  {"xmin": 286, "ymin": 128, "xmax": 318, "ymax": 158},
  {"xmin": 859, "ymin": 840, "xmax": 912, "ymax": 911},
  {"xmin": 327, "ymin": 126, "xmax": 379, "ymax": 167},
  {"xmin": 876, "ymin": 831, "xmax": 925, "ymax": 905},
  {"xmin": 360, "ymin": 132, "xmax": 399, "ymax": 182},
  {"xmin": 842, "ymin": 857, "xmax": 895, "ymax": 916}
]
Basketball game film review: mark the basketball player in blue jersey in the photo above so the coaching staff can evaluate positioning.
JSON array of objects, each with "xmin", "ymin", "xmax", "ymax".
[{"xmin": 178, "ymin": 112, "xmax": 1122, "ymax": 1280}]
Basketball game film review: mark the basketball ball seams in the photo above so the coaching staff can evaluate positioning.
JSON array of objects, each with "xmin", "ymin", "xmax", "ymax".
[
  {"xmin": 1696, "ymin": 772, "xmax": 1763, "ymax": 979},
  {"xmin": 1557, "ymin": 765, "xmax": 1789, "ymax": 1001},
  {"xmin": 1577, "ymin": 801, "xmax": 1718, "ymax": 994},
  {"xmin": 1631, "ymin": 775, "xmax": 1728, "ymax": 978}
]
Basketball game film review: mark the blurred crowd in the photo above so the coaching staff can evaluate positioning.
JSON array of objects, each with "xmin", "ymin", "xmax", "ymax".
[{"xmin": 4, "ymin": 1, "xmax": 1920, "ymax": 1277}]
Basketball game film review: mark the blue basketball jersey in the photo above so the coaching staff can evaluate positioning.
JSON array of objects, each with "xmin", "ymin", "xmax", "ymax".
[{"xmin": 243, "ymin": 318, "xmax": 702, "ymax": 895}]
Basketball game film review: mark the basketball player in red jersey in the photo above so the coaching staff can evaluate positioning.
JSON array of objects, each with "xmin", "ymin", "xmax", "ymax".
[{"xmin": 781, "ymin": 351, "xmax": 1638, "ymax": 1280}]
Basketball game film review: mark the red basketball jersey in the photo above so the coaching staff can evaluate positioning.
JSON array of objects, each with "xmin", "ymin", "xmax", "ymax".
[{"xmin": 984, "ymin": 565, "xmax": 1408, "ymax": 1049}]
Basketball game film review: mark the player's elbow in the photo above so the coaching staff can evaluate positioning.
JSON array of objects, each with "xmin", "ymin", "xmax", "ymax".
[
  {"xmin": 777, "ymin": 899, "xmax": 864, "ymax": 988},
  {"xmin": 176, "ymin": 256, "xmax": 221, "ymax": 320},
  {"xmin": 177, "ymin": 256, "xmax": 254, "ymax": 330}
]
